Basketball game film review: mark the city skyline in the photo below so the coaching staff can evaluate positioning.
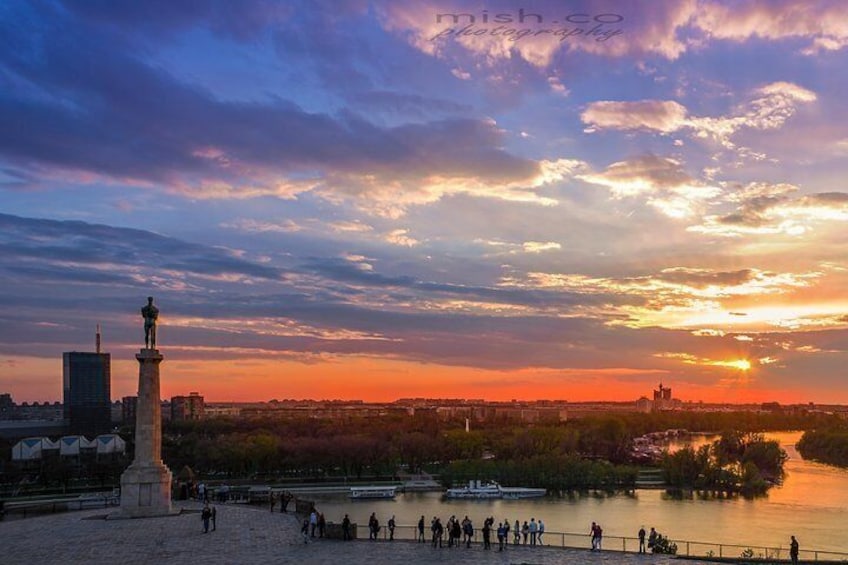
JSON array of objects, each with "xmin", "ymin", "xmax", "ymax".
[{"xmin": 1, "ymin": 1, "xmax": 847, "ymax": 404}]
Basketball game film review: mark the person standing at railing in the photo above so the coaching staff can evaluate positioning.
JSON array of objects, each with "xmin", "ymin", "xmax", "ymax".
[
  {"xmin": 369, "ymin": 512, "xmax": 379, "ymax": 541},
  {"xmin": 497, "ymin": 522, "xmax": 505, "ymax": 551},
  {"xmin": 638, "ymin": 526, "xmax": 646, "ymax": 553},
  {"xmin": 451, "ymin": 518, "xmax": 461, "ymax": 547},
  {"xmin": 463, "ymin": 516, "xmax": 474, "ymax": 548},
  {"xmin": 342, "ymin": 514, "xmax": 352, "ymax": 541},
  {"xmin": 538, "ymin": 519, "xmax": 545, "ymax": 545},
  {"xmin": 418, "ymin": 515, "xmax": 425, "ymax": 542},
  {"xmin": 432, "ymin": 516, "xmax": 444, "ymax": 548},
  {"xmin": 590, "ymin": 521, "xmax": 603, "ymax": 550},
  {"xmin": 648, "ymin": 526, "xmax": 657, "ymax": 551},
  {"xmin": 790, "ymin": 536, "xmax": 799, "ymax": 564}
]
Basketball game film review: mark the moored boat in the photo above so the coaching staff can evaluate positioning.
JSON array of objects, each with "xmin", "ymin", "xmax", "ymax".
[
  {"xmin": 349, "ymin": 486, "xmax": 397, "ymax": 500},
  {"xmin": 445, "ymin": 480, "xmax": 545, "ymax": 499},
  {"xmin": 499, "ymin": 486, "xmax": 547, "ymax": 499}
]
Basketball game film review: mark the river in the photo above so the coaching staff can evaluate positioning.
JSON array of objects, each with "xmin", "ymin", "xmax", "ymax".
[{"xmin": 309, "ymin": 432, "xmax": 848, "ymax": 555}]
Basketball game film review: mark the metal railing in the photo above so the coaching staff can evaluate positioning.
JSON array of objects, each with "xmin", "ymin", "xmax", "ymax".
[
  {"xmin": 1, "ymin": 492, "xmax": 119, "ymax": 521},
  {"xmin": 352, "ymin": 524, "xmax": 848, "ymax": 561}
]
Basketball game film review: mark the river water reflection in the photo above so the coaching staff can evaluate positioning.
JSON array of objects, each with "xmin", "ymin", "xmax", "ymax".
[{"xmin": 311, "ymin": 432, "xmax": 848, "ymax": 553}]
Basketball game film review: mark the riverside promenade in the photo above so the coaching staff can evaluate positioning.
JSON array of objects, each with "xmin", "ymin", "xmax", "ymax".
[{"xmin": 0, "ymin": 502, "xmax": 716, "ymax": 565}]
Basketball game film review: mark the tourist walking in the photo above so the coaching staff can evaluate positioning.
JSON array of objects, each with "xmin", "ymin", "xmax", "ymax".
[
  {"xmin": 318, "ymin": 512, "xmax": 326, "ymax": 538},
  {"xmin": 418, "ymin": 515, "xmax": 425, "ymax": 542},
  {"xmin": 538, "ymin": 519, "xmax": 544, "ymax": 545},
  {"xmin": 522, "ymin": 520, "xmax": 529, "ymax": 544},
  {"xmin": 201, "ymin": 503, "xmax": 211, "ymax": 533},
  {"xmin": 211, "ymin": 505, "xmax": 217, "ymax": 531},
  {"xmin": 638, "ymin": 526, "xmax": 646, "ymax": 553},
  {"xmin": 503, "ymin": 519, "xmax": 510, "ymax": 549},
  {"xmin": 280, "ymin": 491, "xmax": 292, "ymax": 513},
  {"xmin": 790, "ymin": 535, "xmax": 799, "ymax": 564},
  {"xmin": 309, "ymin": 509, "xmax": 318, "ymax": 538},
  {"xmin": 301, "ymin": 518, "xmax": 309, "ymax": 544},
  {"xmin": 388, "ymin": 515, "xmax": 396, "ymax": 541},
  {"xmin": 270, "ymin": 492, "xmax": 276, "ymax": 512},
  {"xmin": 513, "ymin": 519, "xmax": 520, "ymax": 545}
]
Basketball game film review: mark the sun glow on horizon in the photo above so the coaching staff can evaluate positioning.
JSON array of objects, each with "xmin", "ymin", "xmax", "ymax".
[{"xmin": 716, "ymin": 359, "xmax": 752, "ymax": 371}]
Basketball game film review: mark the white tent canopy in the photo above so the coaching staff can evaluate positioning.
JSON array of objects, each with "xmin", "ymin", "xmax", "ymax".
[
  {"xmin": 11, "ymin": 435, "xmax": 126, "ymax": 460},
  {"xmin": 95, "ymin": 434, "xmax": 126, "ymax": 455},
  {"xmin": 12, "ymin": 437, "xmax": 59, "ymax": 461},
  {"xmin": 59, "ymin": 435, "xmax": 96, "ymax": 456}
]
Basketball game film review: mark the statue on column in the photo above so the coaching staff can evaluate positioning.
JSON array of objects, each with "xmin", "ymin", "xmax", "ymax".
[{"xmin": 142, "ymin": 296, "xmax": 159, "ymax": 349}]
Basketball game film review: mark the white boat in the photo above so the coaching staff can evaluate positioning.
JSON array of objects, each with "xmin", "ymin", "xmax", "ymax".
[
  {"xmin": 499, "ymin": 486, "xmax": 547, "ymax": 499},
  {"xmin": 445, "ymin": 480, "xmax": 546, "ymax": 500},
  {"xmin": 445, "ymin": 480, "xmax": 502, "ymax": 499},
  {"xmin": 349, "ymin": 486, "xmax": 397, "ymax": 500}
]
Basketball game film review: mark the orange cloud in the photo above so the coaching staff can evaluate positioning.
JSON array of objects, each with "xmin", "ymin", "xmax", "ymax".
[{"xmin": 693, "ymin": 1, "xmax": 848, "ymax": 54}]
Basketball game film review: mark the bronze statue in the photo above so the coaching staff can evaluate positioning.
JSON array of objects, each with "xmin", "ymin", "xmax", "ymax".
[{"xmin": 141, "ymin": 296, "xmax": 159, "ymax": 349}]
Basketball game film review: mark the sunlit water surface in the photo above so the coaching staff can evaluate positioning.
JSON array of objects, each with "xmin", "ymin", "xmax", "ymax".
[{"xmin": 310, "ymin": 432, "xmax": 848, "ymax": 554}]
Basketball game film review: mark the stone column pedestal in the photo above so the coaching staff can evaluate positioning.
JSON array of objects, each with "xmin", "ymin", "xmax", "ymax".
[{"xmin": 115, "ymin": 349, "xmax": 175, "ymax": 518}]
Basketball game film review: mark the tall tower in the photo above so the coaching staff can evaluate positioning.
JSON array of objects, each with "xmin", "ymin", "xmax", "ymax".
[{"xmin": 63, "ymin": 327, "xmax": 111, "ymax": 436}]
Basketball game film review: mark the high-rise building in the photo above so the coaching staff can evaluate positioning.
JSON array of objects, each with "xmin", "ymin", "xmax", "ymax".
[
  {"xmin": 0, "ymin": 393, "xmax": 14, "ymax": 419},
  {"xmin": 171, "ymin": 392, "xmax": 205, "ymax": 421},
  {"xmin": 652, "ymin": 382, "xmax": 680, "ymax": 411},
  {"xmin": 653, "ymin": 382, "xmax": 672, "ymax": 402},
  {"xmin": 122, "ymin": 395, "xmax": 138, "ymax": 424},
  {"xmin": 63, "ymin": 327, "xmax": 111, "ymax": 435}
]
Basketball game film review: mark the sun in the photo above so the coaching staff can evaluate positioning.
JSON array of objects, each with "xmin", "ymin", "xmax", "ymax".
[{"xmin": 726, "ymin": 359, "xmax": 752, "ymax": 371}]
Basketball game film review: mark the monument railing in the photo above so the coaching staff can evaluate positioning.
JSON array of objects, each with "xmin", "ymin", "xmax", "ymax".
[{"xmin": 0, "ymin": 492, "xmax": 119, "ymax": 520}]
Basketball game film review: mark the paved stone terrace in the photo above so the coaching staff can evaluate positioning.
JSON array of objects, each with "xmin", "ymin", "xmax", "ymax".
[{"xmin": 0, "ymin": 502, "xmax": 716, "ymax": 565}]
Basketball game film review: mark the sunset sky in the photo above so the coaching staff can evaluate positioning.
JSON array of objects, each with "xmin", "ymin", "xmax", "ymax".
[{"xmin": 2, "ymin": 1, "xmax": 847, "ymax": 404}]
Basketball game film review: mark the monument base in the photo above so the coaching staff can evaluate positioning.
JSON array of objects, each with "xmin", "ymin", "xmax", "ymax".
[{"xmin": 113, "ymin": 462, "xmax": 176, "ymax": 518}]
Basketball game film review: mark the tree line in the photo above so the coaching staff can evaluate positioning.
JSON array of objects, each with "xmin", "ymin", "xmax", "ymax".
[
  {"xmin": 797, "ymin": 425, "xmax": 848, "ymax": 467},
  {"xmin": 157, "ymin": 409, "xmax": 834, "ymax": 489},
  {"xmin": 660, "ymin": 430, "xmax": 787, "ymax": 496}
]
